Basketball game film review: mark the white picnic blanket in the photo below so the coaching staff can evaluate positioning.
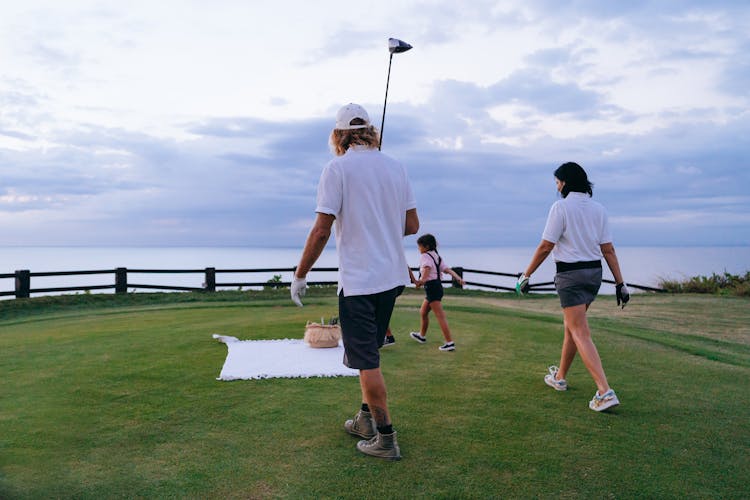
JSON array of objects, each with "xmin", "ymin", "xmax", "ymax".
[{"xmin": 213, "ymin": 334, "xmax": 358, "ymax": 381}]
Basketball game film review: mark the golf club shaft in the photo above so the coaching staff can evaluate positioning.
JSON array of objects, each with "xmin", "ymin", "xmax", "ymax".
[{"xmin": 379, "ymin": 53, "xmax": 394, "ymax": 150}]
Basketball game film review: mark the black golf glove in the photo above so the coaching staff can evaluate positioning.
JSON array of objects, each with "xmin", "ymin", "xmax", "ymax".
[{"xmin": 615, "ymin": 282, "xmax": 630, "ymax": 309}]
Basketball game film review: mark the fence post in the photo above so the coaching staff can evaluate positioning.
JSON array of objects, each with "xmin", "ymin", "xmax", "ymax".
[
  {"xmin": 452, "ymin": 267, "xmax": 464, "ymax": 289},
  {"xmin": 204, "ymin": 267, "xmax": 216, "ymax": 292},
  {"xmin": 115, "ymin": 268, "xmax": 128, "ymax": 294},
  {"xmin": 15, "ymin": 270, "xmax": 30, "ymax": 298}
]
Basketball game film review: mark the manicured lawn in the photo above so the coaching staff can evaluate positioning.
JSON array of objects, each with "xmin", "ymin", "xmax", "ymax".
[{"xmin": 1, "ymin": 290, "xmax": 748, "ymax": 498}]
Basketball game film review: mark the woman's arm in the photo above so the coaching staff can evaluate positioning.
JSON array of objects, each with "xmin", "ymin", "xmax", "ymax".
[
  {"xmin": 523, "ymin": 239, "xmax": 555, "ymax": 278},
  {"xmin": 600, "ymin": 242, "xmax": 625, "ymax": 284}
]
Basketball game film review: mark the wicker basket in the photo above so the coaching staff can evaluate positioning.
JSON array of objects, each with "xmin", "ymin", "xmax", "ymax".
[{"xmin": 304, "ymin": 322, "xmax": 342, "ymax": 348}]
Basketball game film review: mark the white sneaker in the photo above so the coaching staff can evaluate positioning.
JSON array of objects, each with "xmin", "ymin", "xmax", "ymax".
[
  {"xmin": 409, "ymin": 332, "xmax": 426, "ymax": 344},
  {"xmin": 438, "ymin": 342, "xmax": 455, "ymax": 351},
  {"xmin": 589, "ymin": 389, "xmax": 620, "ymax": 412},
  {"xmin": 544, "ymin": 365, "xmax": 567, "ymax": 391}
]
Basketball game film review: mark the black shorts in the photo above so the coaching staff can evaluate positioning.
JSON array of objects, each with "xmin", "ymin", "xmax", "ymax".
[
  {"xmin": 338, "ymin": 286, "xmax": 405, "ymax": 370},
  {"xmin": 423, "ymin": 279, "xmax": 444, "ymax": 303}
]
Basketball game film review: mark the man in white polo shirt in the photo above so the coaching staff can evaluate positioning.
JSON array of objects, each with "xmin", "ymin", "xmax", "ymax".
[{"xmin": 291, "ymin": 103, "xmax": 419, "ymax": 461}]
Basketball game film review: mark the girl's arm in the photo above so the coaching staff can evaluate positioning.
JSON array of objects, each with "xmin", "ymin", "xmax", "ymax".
[
  {"xmin": 415, "ymin": 265, "xmax": 430, "ymax": 287},
  {"xmin": 443, "ymin": 267, "xmax": 466, "ymax": 286}
]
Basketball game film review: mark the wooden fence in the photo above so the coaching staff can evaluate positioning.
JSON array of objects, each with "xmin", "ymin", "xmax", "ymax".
[{"xmin": 0, "ymin": 266, "xmax": 664, "ymax": 299}]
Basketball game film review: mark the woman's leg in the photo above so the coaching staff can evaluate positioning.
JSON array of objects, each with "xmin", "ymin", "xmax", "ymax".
[
  {"xmin": 419, "ymin": 299, "xmax": 431, "ymax": 337},
  {"xmin": 429, "ymin": 301, "xmax": 453, "ymax": 343},
  {"xmin": 562, "ymin": 304, "xmax": 610, "ymax": 394},
  {"xmin": 556, "ymin": 303, "xmax": 588, "ymax": 380}
]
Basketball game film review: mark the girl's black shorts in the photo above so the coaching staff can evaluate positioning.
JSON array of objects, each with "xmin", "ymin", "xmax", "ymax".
[{"xmin": 424, "ymin": 279, "xmax": 444, "ymax": 303}]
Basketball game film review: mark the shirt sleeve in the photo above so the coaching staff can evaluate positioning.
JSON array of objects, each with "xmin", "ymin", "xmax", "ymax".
[
  {"xmin": 404, "ymin": 174, "xmax": 417, "ymax": 211},
  {"xmin": 439, "ymin": 258, "xmax": 449, "ymax": 273},
  {"xmin": 419, "ymin": 253, "xmax": 431, "ymax": 271},
  {"xmin": 315, "ymin": 163, "xmax": 342, "ymax": 217},
  {"xmin": 541, "ymin": 202, "xmax": 564, "ymax": 244}
]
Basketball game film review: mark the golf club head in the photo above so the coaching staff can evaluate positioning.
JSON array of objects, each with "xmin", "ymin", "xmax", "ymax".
[{"xmin": 388, "ymin": 38, "xmax": 413, "ymax": 54}]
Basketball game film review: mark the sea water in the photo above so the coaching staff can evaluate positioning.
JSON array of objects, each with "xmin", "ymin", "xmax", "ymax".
[{"xmin": 0, "ymin": 246, "xmax": 747, "ymax": 298}]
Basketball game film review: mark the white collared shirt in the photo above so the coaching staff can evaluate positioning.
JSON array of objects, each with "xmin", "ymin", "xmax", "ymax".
[
  {"xmin": 542, "ymin": 192, "xmax": 613, "ymax": 263},
  {"xmin": 316, "ymin": 146, "xmax": 417, "ymax": 296}
]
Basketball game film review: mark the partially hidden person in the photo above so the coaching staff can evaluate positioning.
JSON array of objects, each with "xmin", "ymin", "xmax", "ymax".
[{"xmin": 409, "ymin": 233, "xmax": 465, "ymax": 352}]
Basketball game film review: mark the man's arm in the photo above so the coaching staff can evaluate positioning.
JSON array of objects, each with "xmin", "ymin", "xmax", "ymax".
[
  {"xmin": 295, "ymin": 213, "xmax": 335, "ymax": 279},
  {"xmin": 408, "ymin": 267, "xmax": 418, "ymax": 285},
  {"xmin": 404, "ymin": 208, "xmax": 419, "ymax": 236}
]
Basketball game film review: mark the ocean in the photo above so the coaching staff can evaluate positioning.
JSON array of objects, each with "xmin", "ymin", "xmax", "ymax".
[{"xmin": 1, "ymin": 246, "xmax": 748, "ymax": 298}]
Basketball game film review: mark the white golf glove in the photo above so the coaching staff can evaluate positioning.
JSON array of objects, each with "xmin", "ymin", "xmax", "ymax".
[
  {"xmin": 291, "ymin": 276, "xmax": 307, "ymax": 307},
  {"xmin": 516, "ymin": 274, "xmax": 530, "ymax": 295}
]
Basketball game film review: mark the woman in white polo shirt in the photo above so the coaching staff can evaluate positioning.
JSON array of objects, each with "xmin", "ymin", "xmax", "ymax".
[{"xmin": 517, "ymin": 162, "xmax": 630, "ymax": 412}]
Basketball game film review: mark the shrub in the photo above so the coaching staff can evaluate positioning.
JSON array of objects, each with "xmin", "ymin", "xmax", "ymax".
[
  {"xmin": 659, "ymin": 271, "xmax": 750, "ymax": 296},
  {"xmin": 264, "ymin": 274, "xmax": 283, "ymax": 290}
]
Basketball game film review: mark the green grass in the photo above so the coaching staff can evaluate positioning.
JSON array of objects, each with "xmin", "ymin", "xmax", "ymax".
[{"xmin": 1, "ymin": 290, "xmax": 749, "ymax": 498}]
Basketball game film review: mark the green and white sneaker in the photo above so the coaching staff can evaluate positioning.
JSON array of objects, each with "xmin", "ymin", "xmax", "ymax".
[
  {"xmin": 589, "ymin": 389, "xmax": 620, "ymax": 412},
  {"xmin": 544, "ymin": 365, "xmax": 567, "ymax": 391}
]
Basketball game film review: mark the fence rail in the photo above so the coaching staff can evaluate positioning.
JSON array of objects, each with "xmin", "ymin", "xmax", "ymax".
[{"xmin": 0, "ymin": 266, "xmax": 664, "ymax": 299}]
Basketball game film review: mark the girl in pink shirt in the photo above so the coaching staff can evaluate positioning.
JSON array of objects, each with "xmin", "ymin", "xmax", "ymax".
[{"xmin": 409, "ymin": 234, "xmax": 465, "ymax": 351}]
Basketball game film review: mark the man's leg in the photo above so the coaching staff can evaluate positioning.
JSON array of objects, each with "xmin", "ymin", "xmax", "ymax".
[
  {"xmin": 354, "ymin": 287, "xmax": 402, "ymax": 460},
  {"xmin": 356, "ymin": 366, "xmax": 400, "ymax": 460},
  {"xmin": 359, "ymin": 368, "xmax": 390, "ymax": 428},
  {"xmin": 339, "ymin": 287, "xmax": 402, "ymax": 459}
]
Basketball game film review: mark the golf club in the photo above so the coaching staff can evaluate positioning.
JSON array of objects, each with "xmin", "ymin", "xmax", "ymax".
[{"xmin": 379, "ymin": 37, "xmax": 412, "ymax": 150}]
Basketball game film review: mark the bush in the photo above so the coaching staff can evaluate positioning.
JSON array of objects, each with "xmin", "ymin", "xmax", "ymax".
[
  {"xmin": 659, "ymin": 271, "xmax": 750, "ymax": 296},
  {"xmin": 264, "ymin": 274, "xmax": 283, "ymax": 290}
]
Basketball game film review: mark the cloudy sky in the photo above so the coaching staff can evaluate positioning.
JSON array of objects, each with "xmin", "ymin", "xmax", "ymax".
[{"xmin": 1, "ymin": 0, "xmax": 748, "ymax": 248}]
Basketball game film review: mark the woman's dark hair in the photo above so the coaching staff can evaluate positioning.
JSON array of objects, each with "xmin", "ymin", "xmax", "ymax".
[
  {"xmin": 554, "ymin": 162, "xmax": 593, "ymax": 198},
  {"xmin": 417, "ymin": 233, "xmax": 438, "ymax": 252}
]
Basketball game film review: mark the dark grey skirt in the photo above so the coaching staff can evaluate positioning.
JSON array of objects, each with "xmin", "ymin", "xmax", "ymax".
[{"xmin": 554, "ymin": 267, "xmax": 603, "ymax": 308}]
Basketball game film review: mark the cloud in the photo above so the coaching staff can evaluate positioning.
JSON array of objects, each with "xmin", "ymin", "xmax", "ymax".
[
  {"xmin": 488, "ymin": 69, "xmax": 605, "ymax": 116},
  {"xmin": 303, "ymin": 29, "xmax": 383, "ymax": 64},
  {"xmin": 0, "ymin": 1, "xmax": 748, "ymax": 248}
]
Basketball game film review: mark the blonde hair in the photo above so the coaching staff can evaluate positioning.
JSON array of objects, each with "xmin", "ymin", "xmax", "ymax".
[{"xmin": 329, "ymin": 125, "xmax": 380, "ymax": 156}]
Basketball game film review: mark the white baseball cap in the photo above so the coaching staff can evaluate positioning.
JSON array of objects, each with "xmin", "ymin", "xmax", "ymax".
[{"xmin": 335, "ymin": 103, "xmax": 371, "ymax": 130}]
